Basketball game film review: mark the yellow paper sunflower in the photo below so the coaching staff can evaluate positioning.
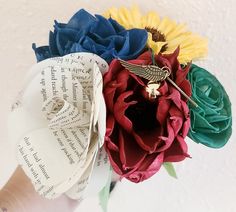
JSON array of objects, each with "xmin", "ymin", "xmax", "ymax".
[{"xmin": 104, "ymin": 6, "xmax": 208, "ymax": 64}]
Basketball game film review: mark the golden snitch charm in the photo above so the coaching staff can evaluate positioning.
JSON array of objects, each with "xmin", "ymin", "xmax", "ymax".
[{"xmin": 119, "ymin": 59, "xmax": 198, "ymax": 107}]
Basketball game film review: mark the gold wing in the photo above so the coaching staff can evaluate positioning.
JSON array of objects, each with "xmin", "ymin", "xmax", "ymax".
[{"xmin": 119, "ymin": 59, "xmax": 170, "ymax": 82}]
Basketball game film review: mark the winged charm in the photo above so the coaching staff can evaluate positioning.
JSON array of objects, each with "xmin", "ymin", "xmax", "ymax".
[
  {"xmin": 119, "ymin": 59, "xmax": 170, "ymax": 82},
  {"xmin": 119, "ymin": 59, "xmax": 198, "ymax": 107}
]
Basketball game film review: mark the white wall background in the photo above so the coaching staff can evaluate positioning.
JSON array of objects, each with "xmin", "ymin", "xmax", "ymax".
[{"xmin": 0, "ymin": 0, "xmax": 235, "ymax": 211}]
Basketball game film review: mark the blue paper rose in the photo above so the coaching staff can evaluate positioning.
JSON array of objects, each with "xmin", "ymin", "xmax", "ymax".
[{"xmin": 33, "ymin": 9, "xmax": 148, "ymax": 63}]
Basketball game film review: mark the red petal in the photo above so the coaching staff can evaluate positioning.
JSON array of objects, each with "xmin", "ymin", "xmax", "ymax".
[
  {"xmin": 157, "ymin": 119, "xmax": 175, "ymax": 152},
  {"xmin": 164, "ymin": 47, "xmax": 180, "ymax": 67},
  {"xmin": 105, "ymin": 116, "xmax": 119, "ymax": 152},
  {"xmin": 175, "ymin": 63, "xmax": 191, "ymax": 86},
  {"xmin": 157, "ymin": 96, "xmax": 171, "ymax": 125},
  {"xmin": 106, "ymin": 114, "xmax": 115, "ymax": 137},
  {"xmin": 103, "ymin": 59, "xmax": 122, "ymax": 86},
  {"xmin": 116, "ymin": 70, "xmax": 130, "ymax": 93},
  {"xmin": 170, "ymin": 116, "xmax": 183, "ymax": 136},
  {"xmin": 103, "ymin": 80, "xmax": 119, "ymax": 112},
  {"xmin": 133, "ymin": 127, "xmax": 163, "ymax": 153},
  {"xmin": 119, "ymin": 129, "xmax": 147, "ymax": 170},
  {"xmin": 131, "ymin": 51, "xmax": 152, "ymax": 63},
  {"xmin": 105, "ymin": 137, "xmax": 119, "ymax": 152},
  {"xmin": 164, "ymin": 135, "xmax": 189, "ymax": 162},
  {"xmin": 113, "ymin": 91, "xmax": 137, "ymax": 133},
  {"xmin": 155, "ymin": 47, "xmax": 180, "ymax": 72},
  {"xmin": 167, "ymin": 87, "xmax": 182, "ymax": 109},
  {"xmin": 182, "ymin": 117, "xmax": 190, "ymax": 138},
  {"xmin": 125, "ymin": 152, "xmax": 164, "ymax": 183},
  {"xmin": 106, "ymin": 149, "xmax": 124, "ymax": 175},
  {"xmin": 179, "ymin": 79, "xmax": 192, "ymax": 101},
  {"xmin": 159, "ymin": 81, "xmax": 169, "ymax": 96},
  {"xmin": 181, "ymin": 100, "xmax": 191, "ymax": 137},
  {"xmin": 181, "ymin": 100, "xmax": 190, "ymax": 119}
]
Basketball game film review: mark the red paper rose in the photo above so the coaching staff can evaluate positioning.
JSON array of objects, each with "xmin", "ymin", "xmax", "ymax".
[{"xmin": 103, "ymin": 48, "xmax": 191, "ymax": 183}]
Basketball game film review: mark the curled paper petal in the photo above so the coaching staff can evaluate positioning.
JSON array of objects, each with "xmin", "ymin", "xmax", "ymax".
[
  {"xmin": 8, "ymin": 53, "xmax": 109, "ymax": 200},
  {"xmin": 66, "ymin": 147, "xmax": 111, "ymax": 200},
  {"xmin": 188, "ymin": 64, "xmax": 232, "ymax": 148},
  {"xmin": 43, "ymin": 98, "xmax": 90, "ymax": 129}
]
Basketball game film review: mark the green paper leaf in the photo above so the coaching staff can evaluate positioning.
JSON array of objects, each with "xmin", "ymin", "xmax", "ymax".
[
  {"xmin": 163, "ymin": 162, "xmax": 178, "ymax": 179},
  {"xmin": 99, "ymin": 169, "xmax": 112, "ymax": 212}
]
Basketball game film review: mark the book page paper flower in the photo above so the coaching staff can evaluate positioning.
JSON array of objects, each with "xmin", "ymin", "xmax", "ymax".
[{"xmin": 8, "ymin": 53, "xmax": 111, "ymax": 200}]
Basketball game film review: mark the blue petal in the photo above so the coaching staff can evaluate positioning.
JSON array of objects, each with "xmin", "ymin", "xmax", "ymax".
[
  {"xmin": 55, "ymin": 28, "xmax": 80, "ymax": 55},
  {"xmin": 117, "ymin": 29, "xmax": 148, "ymax": 60},
  {"xmin": 82, "ymin": 37, "xmax": 97, "ymax": 53},
  {"xmin": 91, "ymin": 15, "xmax": 116, "ymax": 37},
  {"xmin": 54, "ymin": 20, "xmax": 67, "ymax": 30},
  {"xmin": 88, "ymin": 33, "xmax": 124, "ymax": 49},
  {"xmin": 117, "ymin": 32, "xmax": 130, "ymax": 56},
  {"xmin": 109, "ymin": 35, "xmax": 126, "ymax": 52},
  {"xmin": 32, "ymin": 44, "xmax": 52, "ymax": 62},
  {"xmin": 70, "ymin": 42, "xmax": 87, "ymax": 53},
  {"xmin": 67, "ymin": 9, "xmax": 96, "ymax": 30},
  {"xmin": 108, "ymin": 18, "xmax": 125, "ymax": 33},
  {"xmin": 100, "ymin": 48, "xmax": 116, "ymax": 63},
  {"xmin": 49, "ymin": 31, "xmax": 59, "ymax": 55}
]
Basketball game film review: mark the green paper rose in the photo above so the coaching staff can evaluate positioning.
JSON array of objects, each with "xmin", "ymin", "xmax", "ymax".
[{"xmin": 188, "ymin": 64, "xmax": 232, "ymax": 148}]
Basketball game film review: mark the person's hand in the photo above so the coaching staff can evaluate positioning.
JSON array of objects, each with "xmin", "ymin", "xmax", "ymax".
[{"xmin": 0, "ymin": 167, "xmax": 79, "ymax": 212}]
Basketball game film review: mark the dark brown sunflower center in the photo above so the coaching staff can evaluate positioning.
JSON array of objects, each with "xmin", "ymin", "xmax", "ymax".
[{"xmin": 145, "ymin": 27, "xmax": 168, "ymax": 52}]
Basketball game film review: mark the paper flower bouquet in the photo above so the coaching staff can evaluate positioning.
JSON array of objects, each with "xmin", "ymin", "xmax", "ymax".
[{"xmin": 8, "ymin": 6, "xmax": 232, "ymax": 211}]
